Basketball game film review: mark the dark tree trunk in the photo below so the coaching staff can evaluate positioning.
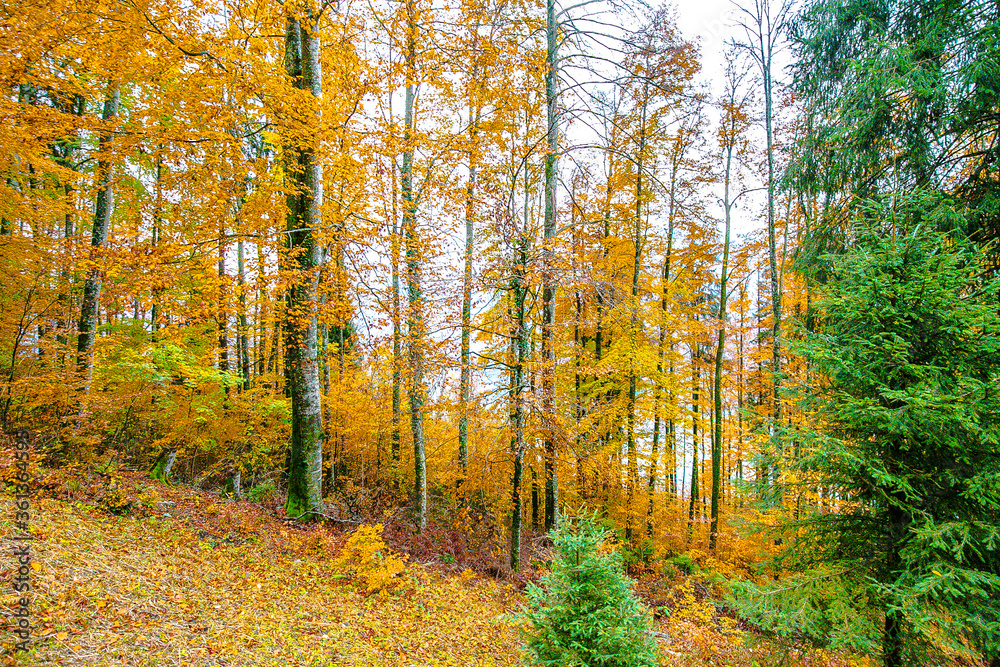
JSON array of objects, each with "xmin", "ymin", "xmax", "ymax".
[{"xmin": 76, "ymin": 84, "xmax": 119, "ymax": 397}]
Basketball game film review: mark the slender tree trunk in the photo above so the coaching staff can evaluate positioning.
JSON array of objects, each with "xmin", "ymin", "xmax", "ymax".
[
  {"xmin": 319, "ymin": 271, "xmax": 332, "ymax": 494},
  {"xmin": 401, "ymin": 0, "xmax": 427, "ymax": 531},
  {"xmin": 55, "ymin": 95, "xmax": 83, "ymax": 363},
  {"xmin": 712, "ymin": 118, "xmax": 735, "ymax": 553},
  {"xmin": 540, "ymin": 0, "xmax": 560, "ymax": 531},
  {"xmin": 765, "ymin": 58, "xmax": 783, "ymax": 504},
  {"xmin": 282, "ymin": 10, "xmax": 325, "ymax": 520},
  {"xmin": 238, "ymin": 239, "xmax": 251, "ymax": 391},
  {"xmin": 746, "ymin": 1, "xmax": 784, "ymax": 504},
  {"xmin": 737, "ymin": 285, "xmax": 746, "ymax": 505},
  {"xmin": 657, "ymin": 136, "xmax": 682, "ymax": 505},
  {"xmin": 572, "ymin": 194, "xmax": 587, "ymax": 500},
  {"xmin": 531, "ymin": 466, "xmax": 539, "ymax": 529},
  {"xmin": 594, "ymin": 136, "xmax": 616, "ymax": 509},
  {"xmin": 390, "ymin": 157, "xmax": 402, "ymax": 467},
  {"xmin": 58, "ymin": 177, "xmax": 74, "ymax": 362},
  {"xmin": 256, "ymin": 242, "xmax": 268, "ymax": 379},
  {"xmin": 151, "ymin": 148, "xmax": 164, "ymax": 337},
  {"xmin": 626, "ymin": 89, "xmax": 648, "ymax": 542},
  {"xmin": 335, "ymin": 249, "xmax": 348, "ymax": 484},
  {"xmin": 76, "ymin": 84, "xmax": 119, "ymax": 400},
  {"xmin": 459, "ymin": 100, "xmax": 479, "ymax": 486},
  {"xmin": 269, "ymin": 304, "xmax": 282, "ymax": 386},
  {"xmin": 218, "ymin": 221, "xmax": 229, "ymax": 380},
  {"xmin": 688, "ymin": 345, "xmax": 700, "ymax": 541},
  {"xmin": 510, "ymin": 231, "xmax": 529, "ymax": 571}
]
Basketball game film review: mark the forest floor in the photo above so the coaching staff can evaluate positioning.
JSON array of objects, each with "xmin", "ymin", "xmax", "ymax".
[{"xmin": 0, "ymin": 470, "xmax": 872, "ymax": 667}]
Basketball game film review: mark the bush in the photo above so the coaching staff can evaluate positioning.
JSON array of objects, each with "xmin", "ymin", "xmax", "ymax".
[
  {"xmin": 622, "ymin": 538, "xmax": 655, "ymax": 572},
  {"xmin": 520, "ymin": 518, "xmax": 660, "ymax": 667},
  {"xmin": 97, "ymin": 478, "xmax": 131, "ymax": 515},
  {"xmin": 668, "ymin": 553, "xmax": 698, "ymax": 576},
  {"xmin": 247, "ymin": 479, "xmax": 277, "ymax": 503},
  {"xmin": 334, "ymin": 524, "xmax": 407, "ymax": 594}
]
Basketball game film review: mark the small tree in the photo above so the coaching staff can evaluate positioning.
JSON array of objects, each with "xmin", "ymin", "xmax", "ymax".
[
  {"xmin": 521, "ymin": 518, "xmax": 659, "ymax": 667},
  {"xmin": 737, "ymin": 195, "xmax": 1000, "ymax": 666}
]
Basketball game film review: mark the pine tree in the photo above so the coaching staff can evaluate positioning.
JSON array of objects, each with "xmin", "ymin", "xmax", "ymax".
[
  {"xmin": 521, "ymin": 518, "xmax": 659, "ymax": 667},
  {"xmin": 740, "ymin": 194, "xmax": 1000, "ymax": 666}
]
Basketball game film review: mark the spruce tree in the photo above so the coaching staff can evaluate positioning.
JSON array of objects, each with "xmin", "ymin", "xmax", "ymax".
[
  {"xmin": 521, "ymin": 518, "xmax": 659, "ymax": 667},
  {"xmin": 740, "ymin": 195, "xmax": 1000, "ymax": 666}
]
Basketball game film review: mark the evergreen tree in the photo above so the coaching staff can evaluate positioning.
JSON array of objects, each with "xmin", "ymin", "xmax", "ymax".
[
  {"xmin": 791, "ymin": 0, "xmax": 1000, "ymax": 262},
  {"xmin": 521, "ymin": 518, "xmax": 659, "ymax": 667},
  {"xmin": 739, "ymin": 194, "xmax": 1000, "ymax": 666}
]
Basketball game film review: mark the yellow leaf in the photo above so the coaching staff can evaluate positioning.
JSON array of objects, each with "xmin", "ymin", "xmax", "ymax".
[
  {"xmin": 29, "ymin": 562, "xmax": 40, "ymax": 572},
  {"xmin": 56, "ymin": 631, "xmax": 68, "ymax": 640}
]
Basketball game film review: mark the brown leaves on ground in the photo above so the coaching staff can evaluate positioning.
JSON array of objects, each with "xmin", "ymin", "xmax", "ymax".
[
  {"xmin": 0, "ymin": 474, "xmax": 871, "ymax": 666},
  {"xmin": 0, "ymin": 475, "xmax": 522, "ymax": 666}
]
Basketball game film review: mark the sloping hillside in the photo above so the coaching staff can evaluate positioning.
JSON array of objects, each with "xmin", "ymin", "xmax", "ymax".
[
  {"xmin": 0, "ymin": 474, "xmax": 865, "ymax": 667},
  {"xmin": 0, "ymin": 478, "xmax": 523, "ymax": 666}
]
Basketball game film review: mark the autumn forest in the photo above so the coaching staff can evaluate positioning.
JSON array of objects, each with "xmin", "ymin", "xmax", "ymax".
[{"xmin": 2, "ymin": 0, "xmax": 999, "ymax": 665}]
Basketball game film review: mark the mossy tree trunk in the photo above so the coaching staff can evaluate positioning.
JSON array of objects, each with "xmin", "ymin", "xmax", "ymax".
[{"xmin": 283, "ymin": 7, "xmax": 325, "ymax": 521}]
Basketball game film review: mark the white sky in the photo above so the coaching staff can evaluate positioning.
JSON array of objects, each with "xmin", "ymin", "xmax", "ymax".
[{"xmin": 674, "ymin": 0, "xmax": 739, "ymax": 91}]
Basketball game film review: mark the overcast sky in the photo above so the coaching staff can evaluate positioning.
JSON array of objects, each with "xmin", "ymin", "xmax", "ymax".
[{"xmin": 674, "ymin": 0, "xmax": 739, "ymax": 90}]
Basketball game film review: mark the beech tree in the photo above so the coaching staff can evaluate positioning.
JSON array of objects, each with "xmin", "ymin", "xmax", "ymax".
[
  {"xmin": 710, "ymin": 54, "xmax": 750, "ymax": 552},
  {"xmin": 732, "ymin": 0, "xmax": 792, "ymax": 501},
  {"xmin": 540, "ymin": 0, "xmax": 560, "ymax": 532},
  {"xmin": 282, "ymin": 3, "xmax": 326, "ymax": 520},
  {"xmin": 76, "ymin": 85, "xmax": 119, "ymax": 399}
]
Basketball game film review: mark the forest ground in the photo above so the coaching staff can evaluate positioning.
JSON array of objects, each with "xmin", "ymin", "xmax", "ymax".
[{"xmin": 0, "ymin": 469, "xmax": 871, "ymax": 667}]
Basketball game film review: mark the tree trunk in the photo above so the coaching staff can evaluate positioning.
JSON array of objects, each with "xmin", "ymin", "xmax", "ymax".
[
  {"xmin": 151, "ymin": 149, "xmax": 163, "ymax": 336},
  {"xmin": 282, "ymin": 10, "xmax": 325, "ymax": 521},
  {"xmin": 572, "ymin": 192, "xmax": 588, "ymax": 501},
  {"xmin": 656, "ymin": 134, "xmax": 682, "ymax": 507},
  {"xmin": 510, "ymin": 229, "xmax": 529, "ymax": 570},
  {"xmin": 218, "ymin": 221, "xmax": 229, "ymax": 381},
  {"xmin": 76, "ymin": 84, "xmax": 119, "ymax": 398},
  {"xmin": 390, "ymin": 153, "xmax": 402, "ymax": 467},
  {"xmin": 401, "ymin": 0, "xmax": 427, "ymax": 531},
  {"xmin": 238, "ymin": 239, "xmax": 251, "ymax": 391},
  {"xmin": 711, "ymin": 107, "xmax": 735, "ymax": 553},
  {"xmin": 531, "ymin": 466, "xmax": 539, "ymax": 530},
  {"xmin": 627, "ymin": 87, "xmax": 648, "ymax": 542},
  {"xmin": 764, "ymin": 50, "xmax": 783, "ymax": 505},
  {"xmin": 55, "ymin": 93, "xmax": 83, "ymax": 364},
  {"xmin": 737, "ymin": 284, "xmax": 746, "ymax": 506},
  {"xmin": 688, "ymin": 346, "xmax": 700, "ymax": 541},
  {"xmin": 152, "ymin": 447, "xmax": 177, "ymax": 483},
  {"xmin": 735, "ymin": 0, "xmax": 789, "ymax": 506},
  {"xmin": 541, "ymin": 0, "xmax": 559, "ymax": 531},
  {"xmin": 459, "ymin": 98, "xmax": 479, "ymax": 487}
]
